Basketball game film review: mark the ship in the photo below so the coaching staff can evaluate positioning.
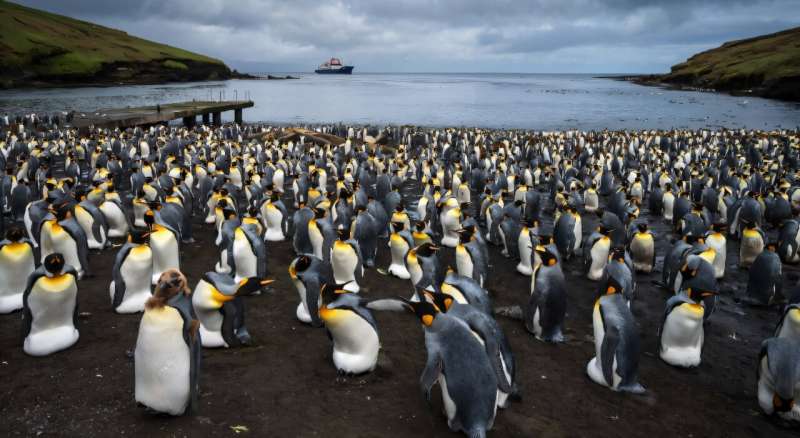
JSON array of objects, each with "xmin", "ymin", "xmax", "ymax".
[{"xmin": 315, "ymin": 57, "xmax": 354, "ymax": 74}]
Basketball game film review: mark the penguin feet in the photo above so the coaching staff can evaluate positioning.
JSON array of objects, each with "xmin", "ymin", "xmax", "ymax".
[{"xmin": 236, "ymin": 329, "xmax": 252, "ymax": 346}]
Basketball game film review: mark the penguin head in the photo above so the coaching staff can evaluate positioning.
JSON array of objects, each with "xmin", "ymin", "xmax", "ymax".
[
  {"xmin": 5, "ymin": 226, "xmax": 25, "ymax": 242},
  {"xmin": 313, "ymin": 208, "xmax": 327, "ymax": 219},
  {"xmin": 51, "ymin": 203, "xmax": 72, "ymax": 221},
  {"xmin": 609, "ymin": 246, "xmax": 626, "ymax": 263},
  {"xmin": 415, "ymin": 242, "xmax": 440, "ymax": 258},
  {"xmin": 602, "ymin": 275, "xmax": 624, "ymax": 297},
  {"xmin": 455, "ymin": 226, "xmax": 474, "ymax": 243},
  {"xmin": 289, "ymin": 255, "xmax": 313, "ymax": 278},
  {"xmin": 392, "ymin": 221, "xmax": 405, "ymax": 232},
  {"xmin": 535, "ymin": 245, "xmax": 558, "ymax": 266},
  {"xmin": 426, "ymin": 291, "xmax": 455, "ymax": 313},
  {"xmin": 43, "ymin": 253, "xmax": 65, "ymax": 276},
  {"xmin": 129, "ymin": 228, "xmax": 150, "ymax": 244},
  {"xmin": 401, "ymin": 298, "xmax": 439, "ymax": 327},
  {"xmin": 237, "ymin": 277, "xmax": 274, "ymax": 296},
  {"xmin": 415, "ymin": 221, "xmax": 427, "ymax": 232},
  {"xmin": 636, "ymin": 223, "xmax": 648, "ymax": 233},
  {"xmin": 144, "ymin": 209, "xmax": 155, "ymax": 226}
]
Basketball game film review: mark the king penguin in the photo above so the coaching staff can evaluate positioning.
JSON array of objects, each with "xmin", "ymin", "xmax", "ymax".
[
  {"xmin": 39, "ymin": 203, "xmax": 90, "ymax": 279},
  {"xmin": 109, "ymin": 228, "xmax": 153, "ymax": 314},
  {"xmin": 585, "ymin": 226, "xmax": 611, "ymax": 281},
  {"xmin": 757, "ymin": 337, "xmax": 800, "ymax": 421},
  {"xmin": 191, "ymin": 272, "xmax": 270, "ymax": 348},
  {"xmin": 586, "ymin": 287, "xmax": 645, "ymax": 393},
  {"xmin": 628, "ymin": 223, "xmax": 655, "ymax": 273},
  {"xmin": 330, "ymin": 228, "xmax": 363, "ymax": 292},
  {"xmin": 387, "ymin": 221, "xmax": 414, "ymax": 280},
  {"xmin": 455, "ymin": 225, "xmax": 488, "ymax": 287},
  {"xmin": 659, "ymin": 288, "xmax": 716, "ymax": 368},
  {"xmin": 318, "ymin": 284, "xmax": 381, "ymax": 375},
  {"xmin": 526, "ymin": 245, "xmax": 567, "ymax": 343},
  {"xmin": 145, "ymin": 209, "xmax": 181, "ymax": 285},
  {"xmin": 289, "ymin": 254, "xmax": 333, "ymax": 327},
  {"xmin": 135, "ymin": 269, "xmax": 200, "ymax": 416},
  {"xmin": 0, "ymin": 226, "xmax": 36, "ymax": 313},
  {"xmin": 22, "ymin": 253, "xmax": 80, "ymax": 356}
]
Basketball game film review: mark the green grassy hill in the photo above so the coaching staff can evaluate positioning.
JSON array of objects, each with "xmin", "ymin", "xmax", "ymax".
[
  {"xmin": 641, "ymin": 27, "xmax": 800, "ymax": 101},
  {"xmin": 0, "ymin": 0, "xmax": 240, "ymax": 88}
]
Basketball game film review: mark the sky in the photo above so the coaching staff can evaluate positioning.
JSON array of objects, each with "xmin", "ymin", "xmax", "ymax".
[{"xmin": 15, "ymin": 0, "xmax": 800, "ymax": 73}]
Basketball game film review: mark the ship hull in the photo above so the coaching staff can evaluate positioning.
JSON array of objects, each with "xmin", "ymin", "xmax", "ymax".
[{"xmin": 315, "ymin": 66, "xmax": 354, "ymax": 74}]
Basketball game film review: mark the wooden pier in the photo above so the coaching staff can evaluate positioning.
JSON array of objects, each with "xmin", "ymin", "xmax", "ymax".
[{"xmin": 70, "ymin": 100, "xmax": 255, "ymax": 130}]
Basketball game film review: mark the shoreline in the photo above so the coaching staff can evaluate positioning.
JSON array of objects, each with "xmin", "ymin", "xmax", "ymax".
[{"xmin": 605, "ymin": 74, "xmax": 800, "ymax": 103}]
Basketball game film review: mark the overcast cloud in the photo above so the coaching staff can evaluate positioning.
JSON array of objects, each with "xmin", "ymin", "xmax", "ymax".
[{"xmin": 15, "ymin": 0, "xmax": 800, "ymax": 73}]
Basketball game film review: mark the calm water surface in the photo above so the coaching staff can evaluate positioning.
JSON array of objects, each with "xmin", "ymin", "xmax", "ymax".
[{"xmin": 1, "ymin": 73, "xmax": 798, "ymax": 130}]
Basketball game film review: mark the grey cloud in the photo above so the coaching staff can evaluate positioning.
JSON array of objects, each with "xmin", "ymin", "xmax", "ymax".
[{"xmin": 12, "ymin": 0, "xmax": 800, "ymax": 73}]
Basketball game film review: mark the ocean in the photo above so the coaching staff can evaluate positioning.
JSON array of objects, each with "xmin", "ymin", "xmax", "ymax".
[{"xmin": 1, "ymin": 73, "xmax": 798, "ymax": 130}]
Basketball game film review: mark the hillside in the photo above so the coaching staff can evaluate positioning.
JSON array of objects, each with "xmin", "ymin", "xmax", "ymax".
[
  {"xmin": 0, "ymin": 1, "xmax": 246, "ymax": 88},
  {"xmin": 630, "ymin": 26, "xmax": 800, "ymax": 101}
]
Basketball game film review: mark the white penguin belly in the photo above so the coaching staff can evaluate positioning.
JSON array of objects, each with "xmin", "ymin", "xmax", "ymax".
[
  {"xmin": 630, "ymin": 237, "xmax": 654, "ymax": 273},
  {"xmin": 151, "ymin": 230, "xmax": 180, "ymax": 284},
  {"xmin": 441, "ymin": 211, "xmax": 461, "ymax": 248},
  {"xmin": 706, "ymin": 236, "xmax": 726, "ymax": 278},
  {"xmin": 572, "ymin": 218, "xmax": 582, "ymax": 251},
  {"xmin": 263, "ymin": 207, "xmax": 285, "ymax": 241},
  {"xmin": 24, "ymin": 206, "xmax": 37, "ymax": 248},
  {"xmin": 135, "ymin": 306, "xmax": 191, "ymax": 415},
  {"xmin": 588, "ymin": 240, "xmax": 610, "ymax": 280},
  {"xmin": 660, "ymin": 304, "xmax": 705, "ymax": 367},
  {"xmin": 114, "ymin": 247, "xmax": 153, "ymax": 313},
  {"xmin": 44, "ymin": 225, "xmax": 82, "ymax": 276},
  {"xmin": 192, "ymin": 282, "xmax": 227, "ymax": 348},
  {"xmin": 455, "ymin": 245, "xmax": 474, "ymax": 280},
  {"xmin": 309, "ymin": 223, "xmax": 324, "ymax": 259},
  {"xmin": 587, "ymin": 303, "xmax": 621, "ymax": 389},
  {"xmin": 292, "ymin": 278, "xmax": 313, "ymax": 323},
  {"xmin": 233, "ymin": 236, "xmax": 257, "ymax": 283},
  {"xmin": 75, "ymin": 207, "xmax": 102, "ymax": 249},
  {"xmin": 0, "ymin": 244, "xmax": 35, "ymax": 313},
  {"xmin": 739, "ymin": 235, "xmax": 763, "ymax": 267},
  {"xmin": 517, "ymin": 232, "xmax": 532, "ymax": 276},
  {"xmin": 439, "ymin": 374, "xmax": 458, "ymax": 425},
  {"xmin": 24, "ymin": 276, "xmax": 79, "ymax": 356},
  {"xmin": 777, "ymin": 308, "xmax": 800, "ymax": 341},
  {"xmin": 388, "ymin": 237, "xmax": 411, "ymax": 280},
  {"xmin": 332, "ymin": 243, "xmax": 359, "ymax": 287},
  {"xmin": 100, "ymin": 202, "xmax": 128, "ymax": 238},
  {"xmin": 325, "ymin": 311, "xmax": 380, "ymax": 374}
]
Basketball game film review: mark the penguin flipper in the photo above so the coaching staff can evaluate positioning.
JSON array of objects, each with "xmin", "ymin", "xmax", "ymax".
[
  {"xmin": 419, "ymin": 350, "xmax": 443, "ymax": 403},
  {"xmin": 111, "ymin": 244, "xmax": 133, "ymax": 309},
  {"xmin": 220, "ymin": 301, "xmax": 241, "ymax": 347},
  {"xmin": 465, "ymin": 314, "xmax": 513, "ymax": 393},
  {"xmin": 600, "ymin": 325, "xmax": 621, "ymax": 388},
  {"xmin": 21, "ymin": 268, "xmax": 46, "ymax": 341}
]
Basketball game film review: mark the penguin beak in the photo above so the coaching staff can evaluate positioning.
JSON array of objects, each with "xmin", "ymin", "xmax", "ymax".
[{"xmin": 260, "ymin": 279, "xmax": 275, "ymax": 286}]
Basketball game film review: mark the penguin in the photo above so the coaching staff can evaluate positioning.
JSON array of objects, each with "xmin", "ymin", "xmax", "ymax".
[
  {"xmin": 404, "ymin": 300, "xmax": 499, "ymax": 437},
  {"xmin": 353, "ymin": 206, "xmax": 378, "ymax": 268},
  {"xmin": 261, "ymin": 192, "xmax": 288, "ymax": 241},
  {"xmin": 0, "ymin": 226, "xmax": 36, "ymax": 313},
  {"xmin": 109, "ymin": 228, "xmax": 153, "ymax": 314},
  {"xmin": 455, "ymin": 226, "xmax": 488, "ymax": 287},
  {"xmin": 426, "ymin": 291, "xmax": 519, "ymax": 409},
  {"xmin": 292, "ymin": 203, "xmax": 315, "ymax": 255},
  {"xmin": 775, "ymin": 301, "xmax": 800, "ymax": 341},
  {"xmin": 39, "ymin": 203, "xmax": 90, "ymax": 279},
  {"xmin": 441, "ymin": 271, "xmax": 492, "ymax": 316},
  {"xmin": 98, "ymin": 186, "xmax": 130, "ymax": 238},
  {"xmin": 230, "ymin": 223, "xmax": 268, "ymax": 284},
  {"xmin": 440, "ymin": 199, "xmax": 462, "ymax": 248},
  {"xmin": 21, "ymin": 253, "xmax": 80, "ymax": 356},
  {"xmin": 145, "ymin": 210, "xmax": 181, "ymax": 285},
  {"xmin": 601, "ymin": 247, "xmax": 636, "ymax": 306},
  {"xmin": 554, "ymin": 206, "xmax": 580, "ymax": 260},
  {"xmin": 516, "ymin": 219, "xmax": 537, "ymax": 276},
  {"xmin": 779, "ymin": 219, "xmax": 800, "ymax": 264},
  {"xmin": 330, "ymin": 228, "xmax": 363, "ymax": 292},
  {"xmin": 584, "ymin": 182, "xmax": 599, "ymax": 213},
  {"xmin": 525, "ymin": 245, "xmax": 567, "ymax": 343},
  {"xmin": 406, "ymin": 243, "xmax": 443, "ymax": 300},
  {"xmin": 387, "ymin": 221, "xmax": 414, "ymax": 280},
  {"xmin": 585, "ymin": 226, "xmax": 611, "ymax": 281},
  {"xmin": 289, "ymin": 254, "xmax": 333, "ymax": 327},
  {"xmin": 757, "ymin": 337, "xmax": 800, "ymax": 421},
  {"xmin": 744, "ymin": 244, "xmax": 783, "ymax": 306},
  {"xmin": 318, "ymin": 284, "xmax": 380, "ymax": 374},
  {"xmin": 74, "ymin": 199, "xmax": 109, "ymax": 250},
  {"xmin": 739, "ymin": 221, "xmax": 765, "ymax": 268},
  {"xmin": 191, "ymin": 272, "xmax": 270, "ymax": 348},
  {"xmin": 704, "ymin": 223, "xmax": 727, "ymax": 279},
  {"xmin": 628, "ymin": 223, "xmax": 655, "ymax": 273},
  {"xmin": 135, "ymin": 269, "xmax": 200, "ymax": 416},
  {"xmin": 412, "ymin": 221, "xmax": 434, "ymax": 247},
  {"xmin": 586, "ymin": 289, "xmax": 645, "ymax": 393},
  {"xmin": 659, "ymin": 288, "xmax": 716, "ymax": 368}
]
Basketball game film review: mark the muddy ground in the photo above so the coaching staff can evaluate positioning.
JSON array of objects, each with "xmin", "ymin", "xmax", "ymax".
[{"xmin": 1, "ymin": 187, "xmax": 798, "ymax": 437}]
